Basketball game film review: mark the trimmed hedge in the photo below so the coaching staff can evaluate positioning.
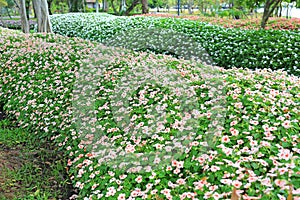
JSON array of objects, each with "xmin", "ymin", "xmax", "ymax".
[{"xmin": 50, "ymin": 13, "xmax": 300, "ymax": 75}]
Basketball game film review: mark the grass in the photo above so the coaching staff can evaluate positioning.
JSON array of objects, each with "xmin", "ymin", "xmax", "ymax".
[{"xmin": 0, "ymin": 119, "xmax": 75, "ymax": 200}]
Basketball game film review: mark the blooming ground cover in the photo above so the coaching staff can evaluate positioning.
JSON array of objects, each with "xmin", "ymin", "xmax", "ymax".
[
  {"xmin": 50, "ymin": 13, "xmax": 300, "ymax": 76},
  {"xmin": 1, "ymin": 27, "xmax": 300, "ymax": 199},
  {"xmin": 135, "ymin": 14, "xmax": 300, "ymax": 31}
]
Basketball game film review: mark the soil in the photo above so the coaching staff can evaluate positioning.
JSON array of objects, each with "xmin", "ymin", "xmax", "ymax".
[
  {"xmin": 0, "ymin": 145, "xmax": 25, "ymax": 199},
  {"xmin": 0, "ymin": 104, "xmax": 76, "ymax": 199}
]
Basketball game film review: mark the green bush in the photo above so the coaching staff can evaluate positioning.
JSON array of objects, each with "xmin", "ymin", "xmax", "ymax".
[{"xmin": 50, "ymin": 13, "xmax": 300, "ymax": 75}]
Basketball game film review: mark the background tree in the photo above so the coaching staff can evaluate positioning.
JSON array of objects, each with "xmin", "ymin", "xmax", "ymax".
[
  {"xmin": 20, "ymin": 0, "xmax": 29, "ymax": 33},
  {"xmin": 47, "ymin": 0, "xmax": 53, "ymax": 14},
  {"xmin": 68, "ymin": 0, "xmax": 84, "ymax": 11},
  {"xmin": 102, "ymin": 0, "xmax": 108, "ymax": 11},
  {"xmin": 141, "ymin": 0, "xmax": 148, "ymax": 13},
  {"xmin": 110, "ymin": 0, "xmax": 141, "ymax": 15},
  {"xmin": 32, "ymin": 0, "xmax": 52, "ymax": 32},
  {"xmin": 2, "ymin": 0, "xmax": 14, "ymax": 18},
  {"xmin": 25, "ymin": 0, "xmax": 30, "ymax": 19},
  {"xmin": 124, "ymin": 0, "xmax": 139, "ymax": 15},
  {"xmin": 0, "ymin": 0, "xmax": 8, "ymax": 26},
  {"xmin": 261, "ymin": 0, "xmax": 281, "ymax": 28},
  {"xmin": 51, "ymin": 0, "xmax": 68, "ymax": 13}
]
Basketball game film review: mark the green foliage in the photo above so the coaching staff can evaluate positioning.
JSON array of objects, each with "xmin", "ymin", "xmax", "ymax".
[
  {"xmin": 0, "ymin": 0, "xmax": 8, "ymax": 7},
  {"xmin": 85, "ymin": 6, "xmax": 96, "ymax": 12},
  {"xmin": 217, "ymin": 10, "xmax": 230, "ymax": 17},
  {"xmin": 148, "ymin": 0, "xmax": 167, "ymax": 8},
  {"xmin": 51, "ymin": 0, "xmax": 69, "ymax": 14}
]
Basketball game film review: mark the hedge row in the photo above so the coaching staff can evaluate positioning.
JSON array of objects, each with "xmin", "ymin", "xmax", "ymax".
[{"xmin": 50, "ymin": 13, "xmax": 300, "ymax": 75}]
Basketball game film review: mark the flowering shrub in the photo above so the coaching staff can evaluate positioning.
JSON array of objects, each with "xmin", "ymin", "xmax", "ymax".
[
  {"xmin": 50, "ymin": 13, "xmax": 300, "ymax": 76},
  {"xmin": 1, "ymin": 27, "xmax": 300, "ymax": 200},
  {"xmin": 136, "ymin": 14, "xmax": 300, "ymax": 31}
]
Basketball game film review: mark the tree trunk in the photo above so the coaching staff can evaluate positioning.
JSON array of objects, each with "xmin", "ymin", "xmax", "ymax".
[
  {"xmin": 82, "ymin": 0, "xmax": 85, "ymax": 12},
  {"xmin": 261, "ymin": 0, "xmax": 281, "ymax": 29},
  {"xmin": 141, "ymin": 0, "xmax": 148, "ymax": 13},
  {"xmin": 124, "ymin": 0, "xmax": 139, "ymax": 15},
  {"xmin": 119, "ymin": 0, "xmax": 122, "ymax": 12},
  {"xmin": 20, "ymin": 0, "xmax": 29, "ymax": 33},
  {"xmin": 68, "ymin": 0, "xmax": 71, "ymax": 11},
  {"xmin": 33, "ymin": 0, "xmax": 52, "ymax": 32},
  {"xmin": 95, "ymin": 0, "xmax": 98, "ymax": 12},
  {"xmin": 279, "ymin": 3, "xmax": 282, "ymax": 17},
  {"xmin": 69, "ymin": 0, "xmax": 81, "ymax": 12},
  {"xmin": 13, "ymin": 0, "xmax": 20, "ymax": 8},
  {"xmin": 110, "ymin": 0, "xmax": 117, "ymax": 14},
  {"xmin": 25, "ymin": 0, "xmax": 30, "ymax": 19},
  {"xmin": 47, "ymin": 0, "xmax": 52, "ymax": 15},
  {"xmin": 104, "ymin": 0, "xmax": 108, "ymax": 11},
  {"xmin": 0, "ymin": 14, "xmax": 7, "ymax": 28},
  {"xmin": 188, "ymin": 0, "xmax": 193, "ymax": 14}
]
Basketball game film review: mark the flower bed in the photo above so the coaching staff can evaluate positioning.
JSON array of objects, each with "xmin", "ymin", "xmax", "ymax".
[
  {"xmin": 50, "ymin": 13, "xmax": 300, "ymax": 76},
  {"xmin": 1, "ymin": 27, "xmax": 300, "ymax": 199},
  {"xmin": 136, "ymin": 14, "xmax": 300, "ymax": 31}
]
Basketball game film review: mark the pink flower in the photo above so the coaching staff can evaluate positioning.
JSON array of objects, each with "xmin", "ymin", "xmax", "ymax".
[
  {"xmin": 161, "ymin": 188, "xmax": 171, "ymax": 196},
  {"xmin": 274, "ymin": 179, "xmax": 287, "ymax": 188},
  {"xmin": 176, "ymin": 178, "xmax": 186, "ymax": 185},
  {"xmin": 135, "ymin": 175, "xmax": 143, "ymax": 183},
  {"xmin": 220, "ymin": 179, "xmax": 232, "ymax": 185},
  {"xmin": 282, "ymin": 120, "xmax": 291, "ymax": 129},
  {"xmin": 222, "ymin": 135, "xmax": 230, "ymax": 143},
  {"xmin": 118, "ymin": 194, "xmax": 126, "ymax": 200},
  {"xmin": 232, "ymin": 180, "xmax": 242, "ymax": 188},
  {"xmin": 278, "ymin": 167, "xmax": 288, "ymax": 175},
  {"xmin": 278, "ymin": 149, "xmax": 292, "ymax": 161},
  {"xmin": 230, "ymin": 120, "xmax": 238, "ymax": 126},
  {"xmin": 177, "ymin": 161, "xmax": 184, "ymax": 168},
  {"xmin": 230, "ymin": 128, "xmax": 239, "ymax": 136},
  {"xmin": 211, "ymin": 165, "xmax": 220, "ymax": 172}
]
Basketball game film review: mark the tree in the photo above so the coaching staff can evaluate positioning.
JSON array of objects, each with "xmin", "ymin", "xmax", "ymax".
[
  {"xmin": 2, "ymin": 0, "xmax": 15, "ymax": 18},
  {"xmin": 124, "ymin": 0, "xmax": 139, "ymax": 14},
  {"xmin": 25, "ymin": 0, "xmax": 30, "ymax": 19},
  {"xmin": 0, "ymin": 0, "xmax": 7, "ymax": 7},
  {"xmin": 47, "ymin": 0, "xmax": 53, "ymax": 14},
  {"xmin": 110, "ymin": 0, "xmax": 140, "ymax": 15},
  {"xmin": 261, "ymin": 0, "xmax": 281, "ymax": 29},
  {"xmin": 102, "ymin": 0, "xmax": 108, "ymax": 11},
  {"xmin": 141, "ymin": 0, "xmax": 148, "ymax": 13},
  {"xmin": 50, "ymin": 0, "xmax": 68, "ymax": 14},
  {"xmin": 68, "ymin": 0, "xmax": 84, "ymax": 11},
  {"xmin": 20, "ymin": 0, "xmax": 29, "ymax": 33},
  {"xmin": 20, "ymin": 0, "xmax": 52, "ymax": 33},
  {"xmin": 32, "ymin": 0, "xmax": 52, "ymax": 32},
  {"xmin": 95, "ymin": 0, "xmax": 98, "ymax": 12},
  {"xmin": 0, "ymin": 0, "xmax": 8, "ymax": 27}
]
